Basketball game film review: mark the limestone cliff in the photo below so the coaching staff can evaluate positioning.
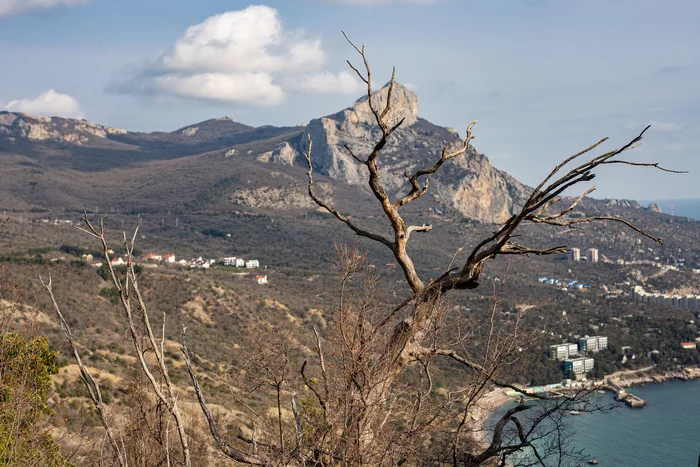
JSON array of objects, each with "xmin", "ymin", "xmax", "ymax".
[
  {"xmin": 0, "ymin": 111, "xmax": 126, "ymax": 145},
  {"xmin": 292, "ymin": 83, "xmax": 529, "ymax": 223}
]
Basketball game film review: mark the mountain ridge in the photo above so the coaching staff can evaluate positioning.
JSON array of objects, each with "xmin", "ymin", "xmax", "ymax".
[{"xmin": 0, "ymin": 86, "xmax": 662, "ymax": 224}]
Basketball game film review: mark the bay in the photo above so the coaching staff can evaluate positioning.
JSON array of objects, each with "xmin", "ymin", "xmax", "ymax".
[{"xmin": 490, "ymin": 379, "xmax": 700, "ymax": 466}]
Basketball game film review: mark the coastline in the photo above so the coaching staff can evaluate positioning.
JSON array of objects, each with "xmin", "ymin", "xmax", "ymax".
[
  {"xmin": 605, "ymin": 365, "xmax": 700, "ymax": 389},
  {"xmin": 471, "ymin": 364, "xmax": 700, "ymax": 450}
]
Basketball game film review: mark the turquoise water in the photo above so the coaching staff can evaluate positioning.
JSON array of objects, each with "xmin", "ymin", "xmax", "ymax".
[{"xmin": 490, "ymin": 379, "xmax": 700, "ymax": 466}]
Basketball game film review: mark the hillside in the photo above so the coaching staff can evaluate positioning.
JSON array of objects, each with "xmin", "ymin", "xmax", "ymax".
[
  {"xmin": 0, "ymin": 83, "xmax": 529, "ymax": 223},
  {"xmin": 1, "ymin": 82, "xmax": 699, "ymax": 464}
]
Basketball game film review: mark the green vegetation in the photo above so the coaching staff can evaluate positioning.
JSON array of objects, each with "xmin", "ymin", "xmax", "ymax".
[{"xmin": 0, "ymin": 332, "xmax": 71, "ymax": 466}]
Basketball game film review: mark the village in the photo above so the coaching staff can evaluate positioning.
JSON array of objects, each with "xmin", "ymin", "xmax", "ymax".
[{"xmin": 78, "ymin": 251, "xmax": 269, "ymax": 285}]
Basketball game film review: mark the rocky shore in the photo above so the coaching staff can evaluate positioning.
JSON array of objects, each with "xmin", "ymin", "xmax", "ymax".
[{"xmin": 607, "ymin": 365, "xmax": 700, "ymax": 389}]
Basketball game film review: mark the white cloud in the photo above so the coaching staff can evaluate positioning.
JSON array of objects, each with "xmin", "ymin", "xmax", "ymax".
[
  {"xmin": 114, "ymin": 5, "xmax": 358, "ymax": 106},
  {"xmin": 0, "ymin": 0, "xmax": 90, "ymax": 17},
  {"xmin": 5, "ymin": 90, "xmax": 83, "ymax": 118},
  {"xmin": 151, "ymin": 73, "xmax": 285, "ymax": 107},
  {"xmin": 284, "ymin": 71, "xmax": 363, "ymax": 95}
]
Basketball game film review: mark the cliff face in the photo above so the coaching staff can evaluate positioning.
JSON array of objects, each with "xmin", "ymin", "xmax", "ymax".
[
  {"xmin": 295, "ymin": 83, "xmax": 529, "ymax": 223},
  {"xmin": 0, "ymin": 112, "xmax": 126, "ymax": 144}
]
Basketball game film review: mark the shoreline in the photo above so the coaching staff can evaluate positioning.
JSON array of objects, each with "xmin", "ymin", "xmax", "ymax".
[
  {"xmin": 605, "ymin": 365, "xmax": 700, "ymax": 389},
  {"xmin": 471, "ymin": 365, "xmax": 700, "ymax": 451}
]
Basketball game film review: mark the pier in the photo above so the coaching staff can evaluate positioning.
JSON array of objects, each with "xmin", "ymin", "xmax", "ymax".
[{"xmin": 607, "ymin": 380, "xmax": 646, "ymax": 408}]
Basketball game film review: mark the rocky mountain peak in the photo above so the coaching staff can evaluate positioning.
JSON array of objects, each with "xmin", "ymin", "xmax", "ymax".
[
  {"xmin": 274, "ymin": 84, "xmax": 531, "ymax": 224},
  {"xmin": 343, "ymin": 82, "xmax": 420, "ymax": 128}
]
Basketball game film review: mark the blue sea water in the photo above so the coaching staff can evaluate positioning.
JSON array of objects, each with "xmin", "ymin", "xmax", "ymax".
[
  {"xmin": 491, "ymin": 379, "xmax": 700, "ymax": 466},
  {"xmin": 639, "ymin": 198, "xmax": 700, "ymax": 221}
]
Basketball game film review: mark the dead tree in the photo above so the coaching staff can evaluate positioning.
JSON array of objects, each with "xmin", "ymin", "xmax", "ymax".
[{"xmin": 180, "ymin": 36, "xmax": 682, "ymax": 466}]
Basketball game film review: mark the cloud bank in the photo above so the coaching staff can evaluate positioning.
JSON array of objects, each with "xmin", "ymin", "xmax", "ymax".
[
  {"xmin": 0, "ymin": 0, "xmax": 90, "ymax": 17},
  {"xmin": 4, "ymin": 90, "xmax": 83, "ymax": 118},
  {"xmin": 113, "ymin": 5, "xmax": 361, "ymax": 106}
]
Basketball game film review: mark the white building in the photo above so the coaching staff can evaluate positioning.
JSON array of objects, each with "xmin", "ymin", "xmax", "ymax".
[
  {"xmin": 587, "ymin": 248, "xmax": 599, "ymax": 263},
  {"xmin": 163, "ymin": 253, "xmax": 176, "ymax": 263},
  {"xmin": 236, "ymin": 258, "xmax": 245, "ymax": 268},
  {"xmin": 578, "ymin": 336, "xmax": 608, "ymax": 353},
  {"xmin": 256, "ymin": 275, "xmax": 268, "ymax": 285},
  {"xmin": 223, "ymin": 257, "xmax": 237, "ymax": 266},
  {"xmin": 246, "ymin": 260, "xmax": 260, "ymax": 269},
  {"xmin": 111, "ymin": 257, "xmax": 125, "ymax": 266},
  {"xmin": 550, "ymin": 343, "xmax": 579, "ymax": 360},
  {"xmin": 563, "ymin": 357, "xmax": 595, "ymax": 376},
  {"xmin": 632, "ymin": 285, "xmax": 700, "ymax": 312},
  {"xmin": 569, "ymin": 248, "xmax": 581, "ymax": 262}
]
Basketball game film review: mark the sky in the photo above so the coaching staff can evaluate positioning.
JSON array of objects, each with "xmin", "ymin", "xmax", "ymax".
[{"xmin": 0, "ymin": 0, "xmax": 698, "ymax": 201}]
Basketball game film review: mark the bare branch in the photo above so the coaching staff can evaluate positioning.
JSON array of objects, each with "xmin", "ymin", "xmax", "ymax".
[
  {"xmin": 181, "ymin": 326, "xmax": 266, "ymax": 465},
  {"xmin": 600, "ymin": 159, "xmax": 688, "ymax": 173},
  {"xmin": 302, "ymin": 135, "xmax": 393, "ymax": 249},
  {"xmin": 395, "ymin": 119, "xmax": 478, "ymax": 209},
  {"xmin": 40, "ymin": 275, "xmax": 127, "ymax": 467}
]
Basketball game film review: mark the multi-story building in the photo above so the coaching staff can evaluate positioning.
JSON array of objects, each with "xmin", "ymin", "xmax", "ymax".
[
  {"xmin": 587, "ymin": 248, "xmax": 599, "ymax": 263},
  {"xmin": 578, "ymin": 336, "xmax": 608, "ymax": 353},
  {"xmin": 223, "ymin": 257, "xmax": 237, "ymax": 266},
  {"xmin": 550, "ymin": 343, "xmax": 579, "ymax": 360},
  {"xmin": 631, "ymin": 285, "xmax": 700, "ymax": 312},
  {"xmin": 569, "ymin": 248, "xmax": 581, "ymax": 262},
  {"xmin": 246, "ymin": 260, "xmax": 260, "ymax": 269},
  {"xmin": 563, "ymin": 357, "xmax": 595, "ymax": 376},
  {"xmin": 597, "ymin": 336, "xmax": 608, "ymax": 350}
]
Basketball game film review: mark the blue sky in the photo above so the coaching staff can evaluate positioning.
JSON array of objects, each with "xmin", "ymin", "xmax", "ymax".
[{"xmin": 1, "ymin": 0, "xmax": 698, "ymax": 201}]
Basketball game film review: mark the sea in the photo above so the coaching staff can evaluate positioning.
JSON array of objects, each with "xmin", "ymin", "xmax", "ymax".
[
  {"xmin": 490, "ymin": 379, "xmax": 700, "ymax": 466},
  {"xmin": 638, "ymin": 198, "xmax": 700, "ymax": 221}
]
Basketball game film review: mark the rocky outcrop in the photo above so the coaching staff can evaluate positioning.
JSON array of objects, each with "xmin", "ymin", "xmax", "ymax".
[
  {"xmin": 604, "ymin": 198, "xmax": 642, "ymax": 209},
  {"xmin": 300, "ymin": 83, "xmax": 421, "ymax": 189},
  {"xmin": 231, "ymin": 183, "xmax": 333, "ymax": 210},
  {"xmin": 296, "ymin": 82, "xmax": 529, "ymax": 223},
  {"xmin": 257, "ymin": 142, "xmax": 298, "ymax": 166},
  {"xmin": 647, "ymin": 203, "xmax": 663, "ymax": 213},
  {"xmin": 0, "ymin": 111, "xmax": 126, "ymax": 145},
  {"xmin": 435, "ymin": 143, "xmax": 530, "ymax": 223}
]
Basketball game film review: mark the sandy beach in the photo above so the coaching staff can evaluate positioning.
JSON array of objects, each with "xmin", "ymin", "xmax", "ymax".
[{"xmin": 469, "ymin": 387, "xmax": 517, "ymax": 450}]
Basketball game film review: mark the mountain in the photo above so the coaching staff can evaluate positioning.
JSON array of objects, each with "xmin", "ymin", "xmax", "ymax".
[
  {"xmin": 0, "ymin": 85, "xmax": 672, "ymax": 226},
  {"xmin": 258, "ymin": 83, "xmax": 529, "ymax": 223}
]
